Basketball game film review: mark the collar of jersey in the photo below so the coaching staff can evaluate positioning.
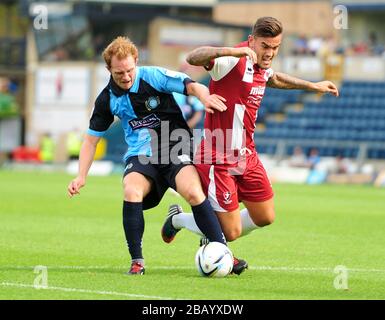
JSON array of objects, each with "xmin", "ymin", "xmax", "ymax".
[{"xmin": 108, "ymin": 67, "xmax": 141, "ymax": 97}]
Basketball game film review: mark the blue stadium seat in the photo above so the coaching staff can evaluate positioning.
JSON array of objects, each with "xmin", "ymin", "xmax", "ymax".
[{"xmin": 257, "ymin": 81, "xmax": 385, "ymax": 158}]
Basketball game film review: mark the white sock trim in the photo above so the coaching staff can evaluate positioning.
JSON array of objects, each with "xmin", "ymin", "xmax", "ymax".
[
  {"xmin": 240, "ymin": 208, "xmax": 259, "ymax": 236},
  {"xmin": 172, "ymin": 212, "xmax": 204, "ymax": 237}
]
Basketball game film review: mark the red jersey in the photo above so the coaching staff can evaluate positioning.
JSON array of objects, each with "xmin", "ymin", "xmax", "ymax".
[{"xmin": 196, "ymin": 42, "xmax": 274, "ymax": 165}]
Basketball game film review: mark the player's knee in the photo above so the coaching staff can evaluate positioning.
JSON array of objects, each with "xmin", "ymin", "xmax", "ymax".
[
  {"xmin": 224, "ymin": 227, "xmax": 242, "ymax": 242},
  {"xmin": 182, "ymin": 188, "xmax": 205, "ymax": 206},
  {"xmin": 257, "ymin": 209, "xmax": 275, "ymax": 227},
  {"xmin": 123, "ymin": 184, "xmax": 145, "ymax": 202}
]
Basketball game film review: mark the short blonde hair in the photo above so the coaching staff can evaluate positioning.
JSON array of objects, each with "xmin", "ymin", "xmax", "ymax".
[{"xmin": 102, "ymin": 36, "xmax": 138, "ymax": 68}]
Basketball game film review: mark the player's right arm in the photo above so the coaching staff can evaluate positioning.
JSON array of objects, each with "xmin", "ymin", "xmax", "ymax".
[
  {"xmin": 67, "ymin": 87, "xmax": 114, "ymax": 198},
  {"xmin": 67, "ymin": 134, "xmax": 100, "ymax": 197},
  {"xmin": 267, "ymin": 72, "xmax": 339, "ymax": 96},
  {"xmin": 186, "ymin": 46, "xmax": 258, "ymax": 67}
]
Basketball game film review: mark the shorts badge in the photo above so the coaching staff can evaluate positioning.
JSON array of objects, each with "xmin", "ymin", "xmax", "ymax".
[{"xmin": 223, "ymin": 191, "xmax": 232, "ymax": 205}]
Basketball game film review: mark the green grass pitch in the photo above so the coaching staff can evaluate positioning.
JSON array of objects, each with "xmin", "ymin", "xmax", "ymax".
[{"xmin": 1, "ymin": 169, "xmax": 384, "ymax": 300}]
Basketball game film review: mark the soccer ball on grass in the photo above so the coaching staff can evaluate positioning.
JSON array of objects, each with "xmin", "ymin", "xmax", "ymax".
[{"xmin": 195, "ymin": 242, "xmax": 233, "ymax": 277}]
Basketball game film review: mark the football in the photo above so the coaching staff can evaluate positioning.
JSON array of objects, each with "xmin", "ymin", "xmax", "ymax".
[{"xmin": 195, "ymin": 242, "xmax": 234, "ymax": 277}]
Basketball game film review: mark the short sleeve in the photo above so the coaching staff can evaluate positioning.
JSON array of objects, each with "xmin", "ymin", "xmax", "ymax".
[
  {"xmin": 142, "ymin": 67, "xmax": 194, "ymax": 96},
  {"xmin": 206, "ymin": 56, "xmax": 239, "ymax": 81},
  {"xmin": 87, "ymin": 88, "xmax": 114, "ymax": 137}
]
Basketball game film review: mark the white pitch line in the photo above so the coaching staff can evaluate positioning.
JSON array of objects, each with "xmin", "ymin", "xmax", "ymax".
[
  {"xmin": 249, "ymin": 266, "xmax": 385, "ymax": 273},
  {"xmin": 2, "ymin": 265, "xmax": 385, "ymax": 273},
  {"xmin": 0, "ymin": 282, "xmax": 177, "ymax": 300}
]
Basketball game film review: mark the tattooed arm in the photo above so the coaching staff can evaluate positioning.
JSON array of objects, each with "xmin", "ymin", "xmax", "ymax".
[
  {"xmin": 267, "ymin": 72, "xmax": 339, "ymax": 96},
  {"xmin": 186, "ymin": 46, "xmax": 258, "ymax": 67}
]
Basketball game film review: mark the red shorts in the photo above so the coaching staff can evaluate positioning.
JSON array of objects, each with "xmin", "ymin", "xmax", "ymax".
[{"xmin": 195, "ymin": 152, "xmax": 274, "ymax": 212}]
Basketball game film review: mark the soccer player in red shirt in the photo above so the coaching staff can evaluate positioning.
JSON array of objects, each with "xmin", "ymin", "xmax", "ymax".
[{"xmin": 162, "ymin": 17, "xmax": 339, "ymax": 274}]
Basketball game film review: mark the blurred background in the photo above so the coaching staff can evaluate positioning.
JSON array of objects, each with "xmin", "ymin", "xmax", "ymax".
[{"xmin": 1, "ymin": 0, "xmax": 385, "ymax": 187}]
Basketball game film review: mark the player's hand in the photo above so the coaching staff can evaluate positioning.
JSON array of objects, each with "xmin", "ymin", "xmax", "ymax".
[
  {"xmin": 314, "ymin": 81, "xmax": 339, "ymax": 97},
  {"xmin": 203, "ymin": 94, "xmax": 227, "ymax": 114},
  {"xmin": 67, "ymin": 176, "xmax": 86, "ymax": 198},
  {"xmin": 233, "ymin": 47, "xmax": 258, "ymax": 64}
]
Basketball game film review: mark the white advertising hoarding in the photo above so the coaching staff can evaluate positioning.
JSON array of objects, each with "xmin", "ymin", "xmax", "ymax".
[
  {"xmin": 0, "ymin": 118, "xmax": 21, "ymax": 152},
  {"xmin": 95, "ymin": 64, "xmax": 111, "ymax": 98},
  {"xmin": 31, "ymin": 109, "xmax": 89, "ymax": 134},
  {"xmin": 35, "ymin": 67, "xmax": 90, "ymax": 107}
]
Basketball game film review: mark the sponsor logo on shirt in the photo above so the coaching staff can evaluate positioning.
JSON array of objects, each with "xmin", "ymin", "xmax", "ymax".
[
  {"xmin": 249, "ymin": 86, "xmax": 265, "ymax": 96},
  {"xmin": 129, "ymin": 114, "xmax": 161, "ymax": 130},
  {"xmin": 247, "ymin": 86, "xmax": 265, "ymax": 105}
]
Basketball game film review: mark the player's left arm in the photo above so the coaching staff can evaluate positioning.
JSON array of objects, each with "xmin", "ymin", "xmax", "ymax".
[
  {"xmin": 267, "ymin": 72, "xmax": 339, "ymax": 97},
  {"xmin": 156, "ymin": 68, "xmax": 227, "ymax": 113}
]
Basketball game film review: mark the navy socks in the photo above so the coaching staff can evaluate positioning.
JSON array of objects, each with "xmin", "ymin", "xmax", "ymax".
[
  {"xmin": 123, "ymin": 201, "xmax": 145, "ymax": 261},
  {"xmin": 192, "ymin": 199, "xmax": 226, "ymax": 245}
]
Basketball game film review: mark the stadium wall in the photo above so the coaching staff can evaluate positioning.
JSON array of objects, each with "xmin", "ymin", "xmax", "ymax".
[
  {"xmin": 148, "ymin": 17, "xmax": 245, "ymax": 73},
  {"xmin": 213, "ymin": 1, "xmax": 335, "ymax": 37}
]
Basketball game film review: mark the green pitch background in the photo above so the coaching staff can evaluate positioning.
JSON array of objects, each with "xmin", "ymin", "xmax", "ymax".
[{"xmin": 1, "ymin": 170, "xmax": 384, "ymax": 300}]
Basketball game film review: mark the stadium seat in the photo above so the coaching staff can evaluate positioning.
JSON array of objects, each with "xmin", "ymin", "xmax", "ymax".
[{"xmin": 258, "ymin": 81, "xmax": 385, "ymax": 159}]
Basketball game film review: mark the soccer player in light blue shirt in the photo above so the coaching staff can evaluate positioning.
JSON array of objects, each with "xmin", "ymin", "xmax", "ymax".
[
  {"xmin": 67, "ymin": 36, "xmax": 228, "ymax": 275},
  {"xmin": 172, "ymin": 92, "xmax": 204, "ymax": 129}
]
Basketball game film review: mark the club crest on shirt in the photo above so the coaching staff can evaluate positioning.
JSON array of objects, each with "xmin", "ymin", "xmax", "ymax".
[
  {"xmin": 223, "ymin": 191, "xmax": 232, "ymax": 205},
  {"xmin": 145, "ymin": 96, "xmax": 160, "ymax": 111}
]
